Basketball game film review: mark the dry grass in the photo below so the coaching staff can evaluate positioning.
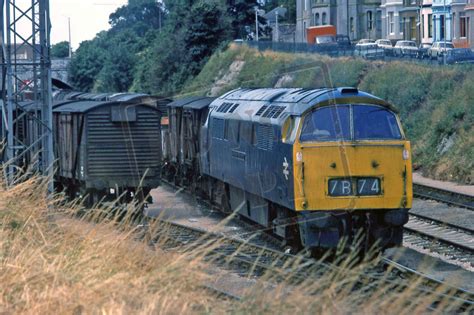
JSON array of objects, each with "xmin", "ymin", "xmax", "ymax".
[{"xmin": 0, "ymin": 175, "xmax": 471, "ymax": 314}]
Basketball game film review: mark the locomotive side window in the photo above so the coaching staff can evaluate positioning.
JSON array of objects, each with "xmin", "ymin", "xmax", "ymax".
[
  {"xmin": 251, "ymin": 124, "xmax": 257, "ymax": 146},
  {"xmin": 240, "ymin": 122, "xmax": 252, "ymax": 144},
  {"xmin": 212, "ymin": 118, "xmax": 225, "ymax": 139},
  {"xmin": 353, "ymin": 105, "xmax": 402, "ymax": 140},
  {"xmin": 300, "ymin": 106, "xmax": 350, "ymax": 142},
  {"xmin": 225, "ymin": 120, "xmax": 240, "ymax": 142}
]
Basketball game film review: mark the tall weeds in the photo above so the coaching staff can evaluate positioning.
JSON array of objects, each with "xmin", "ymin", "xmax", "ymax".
[{"xmin": 0, "ymin": 176, "xmax": 471, "ymax": 314}]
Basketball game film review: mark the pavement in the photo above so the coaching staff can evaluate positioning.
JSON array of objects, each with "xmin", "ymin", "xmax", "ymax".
[{"xmin": 413, "ymin": 172, "xmax": 474, "ymax": 197}]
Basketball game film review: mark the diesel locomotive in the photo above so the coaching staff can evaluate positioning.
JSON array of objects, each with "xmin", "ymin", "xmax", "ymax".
[{"xmin": 164, "ymin": 87, "xmax": 413, "ymax": 251}]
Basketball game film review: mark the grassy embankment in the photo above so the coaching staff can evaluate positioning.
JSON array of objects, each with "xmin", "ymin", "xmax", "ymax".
[
  {"xmin": 0, "ymin": 175, "xmax": 471, "ymax": 313},
  {"xmin": 183, "ymin": 44, "xmax": 473, "ymax": 184}
]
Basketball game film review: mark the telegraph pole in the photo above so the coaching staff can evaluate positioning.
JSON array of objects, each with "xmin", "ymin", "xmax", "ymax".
[
  {"xmin": 255, "ymin": 6, "xmax": 259, "ymax": 41},
  {"xmin": 0, "ymin": 0, "xmax": 54, "ymax": 192},
  {"xmin": 275, "ymin": 10, "xmax": 279, "ymax": 42},
  {"xmin": 68, "ymin": 17, "xmax": 72, "ymax": 58}
]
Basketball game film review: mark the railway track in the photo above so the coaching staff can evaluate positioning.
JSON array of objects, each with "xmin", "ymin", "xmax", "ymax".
[
  {"xmin": 146, "ymin": 217, "xmax": 474, "ymax": 312},
  {"xmin": 413, "ymin": 183, "xmax": 474, "ymax": 210},
  {"xmin": 154, "ymin": 180, "xmax": 474, "ymax": 308},
  {"xmin": 408, "ymin": 184, "xmax": 474, "ymax": 266}
]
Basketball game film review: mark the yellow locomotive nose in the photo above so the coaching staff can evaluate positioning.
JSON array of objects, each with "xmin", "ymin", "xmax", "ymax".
[{"xmin": 294, "ymin": 141, "xmax": 412, "ymax": 211}]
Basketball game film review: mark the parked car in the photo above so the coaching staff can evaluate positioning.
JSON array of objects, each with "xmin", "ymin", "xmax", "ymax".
[
  {"xmin": 375, "ymin": 39, "xmax": 394, "ymax": 56},
  {"xmin": 314, "ymin": 34, "xmax": 339, "ymax": 55},
  {"xmin": 315, "ymin": 35, "xmax": 337, "ymax": 45},
  {"xmin": 428, "ymin": 41, "xmax": 454, "ymax": 59},
  {"xmin": 354, "ymin": 43, "xmax": 384, "ymax": 59},
  {"xmin": 440, "ymin": 48, "xmax": 474, "ymax": 64},
  {"xmin": 336, "ymin": 34, "xmax": 352, "ymax": 48},
  {"xmin": 417, "ymin": 43, "xmax": 432, "ymax": 59},
  {"xmin": 356, "ymin": 39, "xmax": 375, "ymax": 47},
  {"xmin": 393, "ymin": 40, "xmax": 418, "ymax": 57}
]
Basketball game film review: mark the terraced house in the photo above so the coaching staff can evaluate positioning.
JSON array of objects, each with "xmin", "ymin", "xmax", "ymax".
[
  {"xmin": 295, "ymin": 0, "xmax": 473, "ymax": 47},
  {"xmin": 380, "ymin": 0, "xmax": 419, "ymax": 41},
  {"xmin": 296, "ymin": 0, "xmax": 382, "ymax": 42}
]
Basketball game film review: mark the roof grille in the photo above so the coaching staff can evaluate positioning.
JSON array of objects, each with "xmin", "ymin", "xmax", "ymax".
[
  {"xmin": 217, "ymin": 102, "xmax": 234, "ymax": 113},
  {"xmin": 262, "ymin": 106, "xmax": 285, "ymax": 118},
  {"xmin": 255, "ymin": 105, "xmax": 268, "ymax": 116},
  {"xmin": 228, "ymin": 103, "xmax": 239, "ymax": 113}
]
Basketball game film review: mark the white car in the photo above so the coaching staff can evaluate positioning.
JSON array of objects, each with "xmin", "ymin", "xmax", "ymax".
[
  {"xmin": 428, "ymin": 41, "xmax": 455, "ymax": 59},
  {"xmin": 355, "ymin": 39, "xmax": 375, "ymax": 47},
  {"xmin": 354, "ymin": 43, "xmax": 384, "ymax": 59},
  {"xmin": 375, "ymin": 39, "xmax": 393, "ymax": 56},
  {"xmin": 394, "ymin": 40, "xmax": 418, "ymax": 57}
]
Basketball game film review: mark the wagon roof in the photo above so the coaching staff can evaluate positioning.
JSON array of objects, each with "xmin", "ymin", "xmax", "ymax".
[
  {"xmin": 108, "ymin": 93, "xmax": 151, "ymax": 102},
  {"xmin": 183, "ymin": 97, "xmax": 215, "ymax": 109},
  {"xmin": 52, "ymin": 100, "xmax": 157, "ymax": 114},
  {"xmin": 167, "ymin": 96, "xmax": 215, "ymax": 109}
]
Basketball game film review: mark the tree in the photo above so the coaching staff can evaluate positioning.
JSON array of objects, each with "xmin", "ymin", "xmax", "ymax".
[
  {"xmin": 109, "ymin": 0, "xmax": 165, "ymax": 36},
  {"xmin": 93, "ymin": 30, "xmax": 142, "ymax": 92},
  {"xmin": 68, "ymin": 35, "xmax": 107, "ymax": 91},
  {"xmin": 51, "ymin": 41, "xmax": 70, "ymax": 58},
  {"xmin": 133, "ymin": 0, "xmax": 230, "ymax": 95},
  {"xmin": 227, "ymin": 0, "xmax": 263, "ymax": 39}
]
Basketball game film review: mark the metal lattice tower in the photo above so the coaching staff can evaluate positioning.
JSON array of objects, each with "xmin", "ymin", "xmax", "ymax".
[{"xmin": 0, "ymin": 0, "xmax": 53, "ymax": 192}]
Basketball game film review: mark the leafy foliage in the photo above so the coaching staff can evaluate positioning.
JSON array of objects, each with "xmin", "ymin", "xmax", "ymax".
[
  {"xmin": 69, "ymin": 0, "xmax": 260, "ymax": 93},
  {"xmin": 133, "ymin": 0, "xmax": 230, "ymax": 95},
  {"xmin": 68, "ymin": 35, "xmax": 107, "ymax": 91},
  {"xmin": 51, "ymin": 41, "xmax": 70, "ymax": 58}
]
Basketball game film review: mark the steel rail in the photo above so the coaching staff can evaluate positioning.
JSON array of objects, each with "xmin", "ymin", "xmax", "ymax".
[
  {"xmin": 148, "ymin": 216, "xmax": 474, "ymax": 310},
  {"xmin": 413, "ymin": 183, "xmax": 474, "ymax": 210}
]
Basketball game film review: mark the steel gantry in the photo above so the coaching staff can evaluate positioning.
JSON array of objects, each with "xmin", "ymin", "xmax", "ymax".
[{"xmin": 0, "ymin": 0, "xmax": 53, "ymax": 192}]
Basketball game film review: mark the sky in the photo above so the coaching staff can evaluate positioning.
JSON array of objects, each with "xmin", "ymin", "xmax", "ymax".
[{"xmin": 50, "ymin": 0, "xmax": 128, "ymax": 49}]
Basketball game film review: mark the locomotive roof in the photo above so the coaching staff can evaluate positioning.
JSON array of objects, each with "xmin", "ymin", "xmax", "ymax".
[
  {"xmin": 210, "ymin": 87, "xmax": 396, "ymax": 124},
  {"xmin": 167, "ymin": 96, "xmax": 215, "ymax": 109}
]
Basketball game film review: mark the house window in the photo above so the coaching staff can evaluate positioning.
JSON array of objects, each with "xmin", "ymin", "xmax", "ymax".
[
  {"xmin": 428, "ymin": 14, "xmax": 433, "ymax": 38},
  {"xmin": 410, "ymin": 17, "xmax": 416, "ymax": 39},
  {"xmin": 350, "ymin": 17, "xmax": 355, "ymax": 33},
  {"xmin": 388, "ymin": 12, "xmax": 394, "ymax": 34},
  {"xmin": 367, "ymin": 11, "xmax": 373, "ymax": 30},
  {"xmin": 440, "ymin": 15, "xmax": 445, "ymax": 40},
  {"xmin": 460, "ymin": 16, "xmax": 467, "ymax": 38},
  {"xmin": 322, "ymin": 12, "xmax": 327, "ymax": 25},
  {"xmin": 315, "ymin": 13, "xmax": 320, "ymax": 26},
  {"xmin": 422, "ymin": 14, "xmax": 425, "ymax": 38}
]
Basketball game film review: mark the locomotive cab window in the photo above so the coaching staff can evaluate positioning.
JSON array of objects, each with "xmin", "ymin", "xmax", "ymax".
[
  {"xmin": 353, "ymin": 105, "xmax": 402, "ymax": 140},
  {"xmin": 299, "ymin": 104, "xmax": 402, "ymax": 142},
  {"xmin": 300, "ymin": 106, "xmax": 350, "ymax": 142}
]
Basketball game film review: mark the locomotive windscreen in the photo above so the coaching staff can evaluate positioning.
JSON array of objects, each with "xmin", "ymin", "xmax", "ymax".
[{"xmin": 299, "ymin": 104, "xmax": 402, "ymax": 142}]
